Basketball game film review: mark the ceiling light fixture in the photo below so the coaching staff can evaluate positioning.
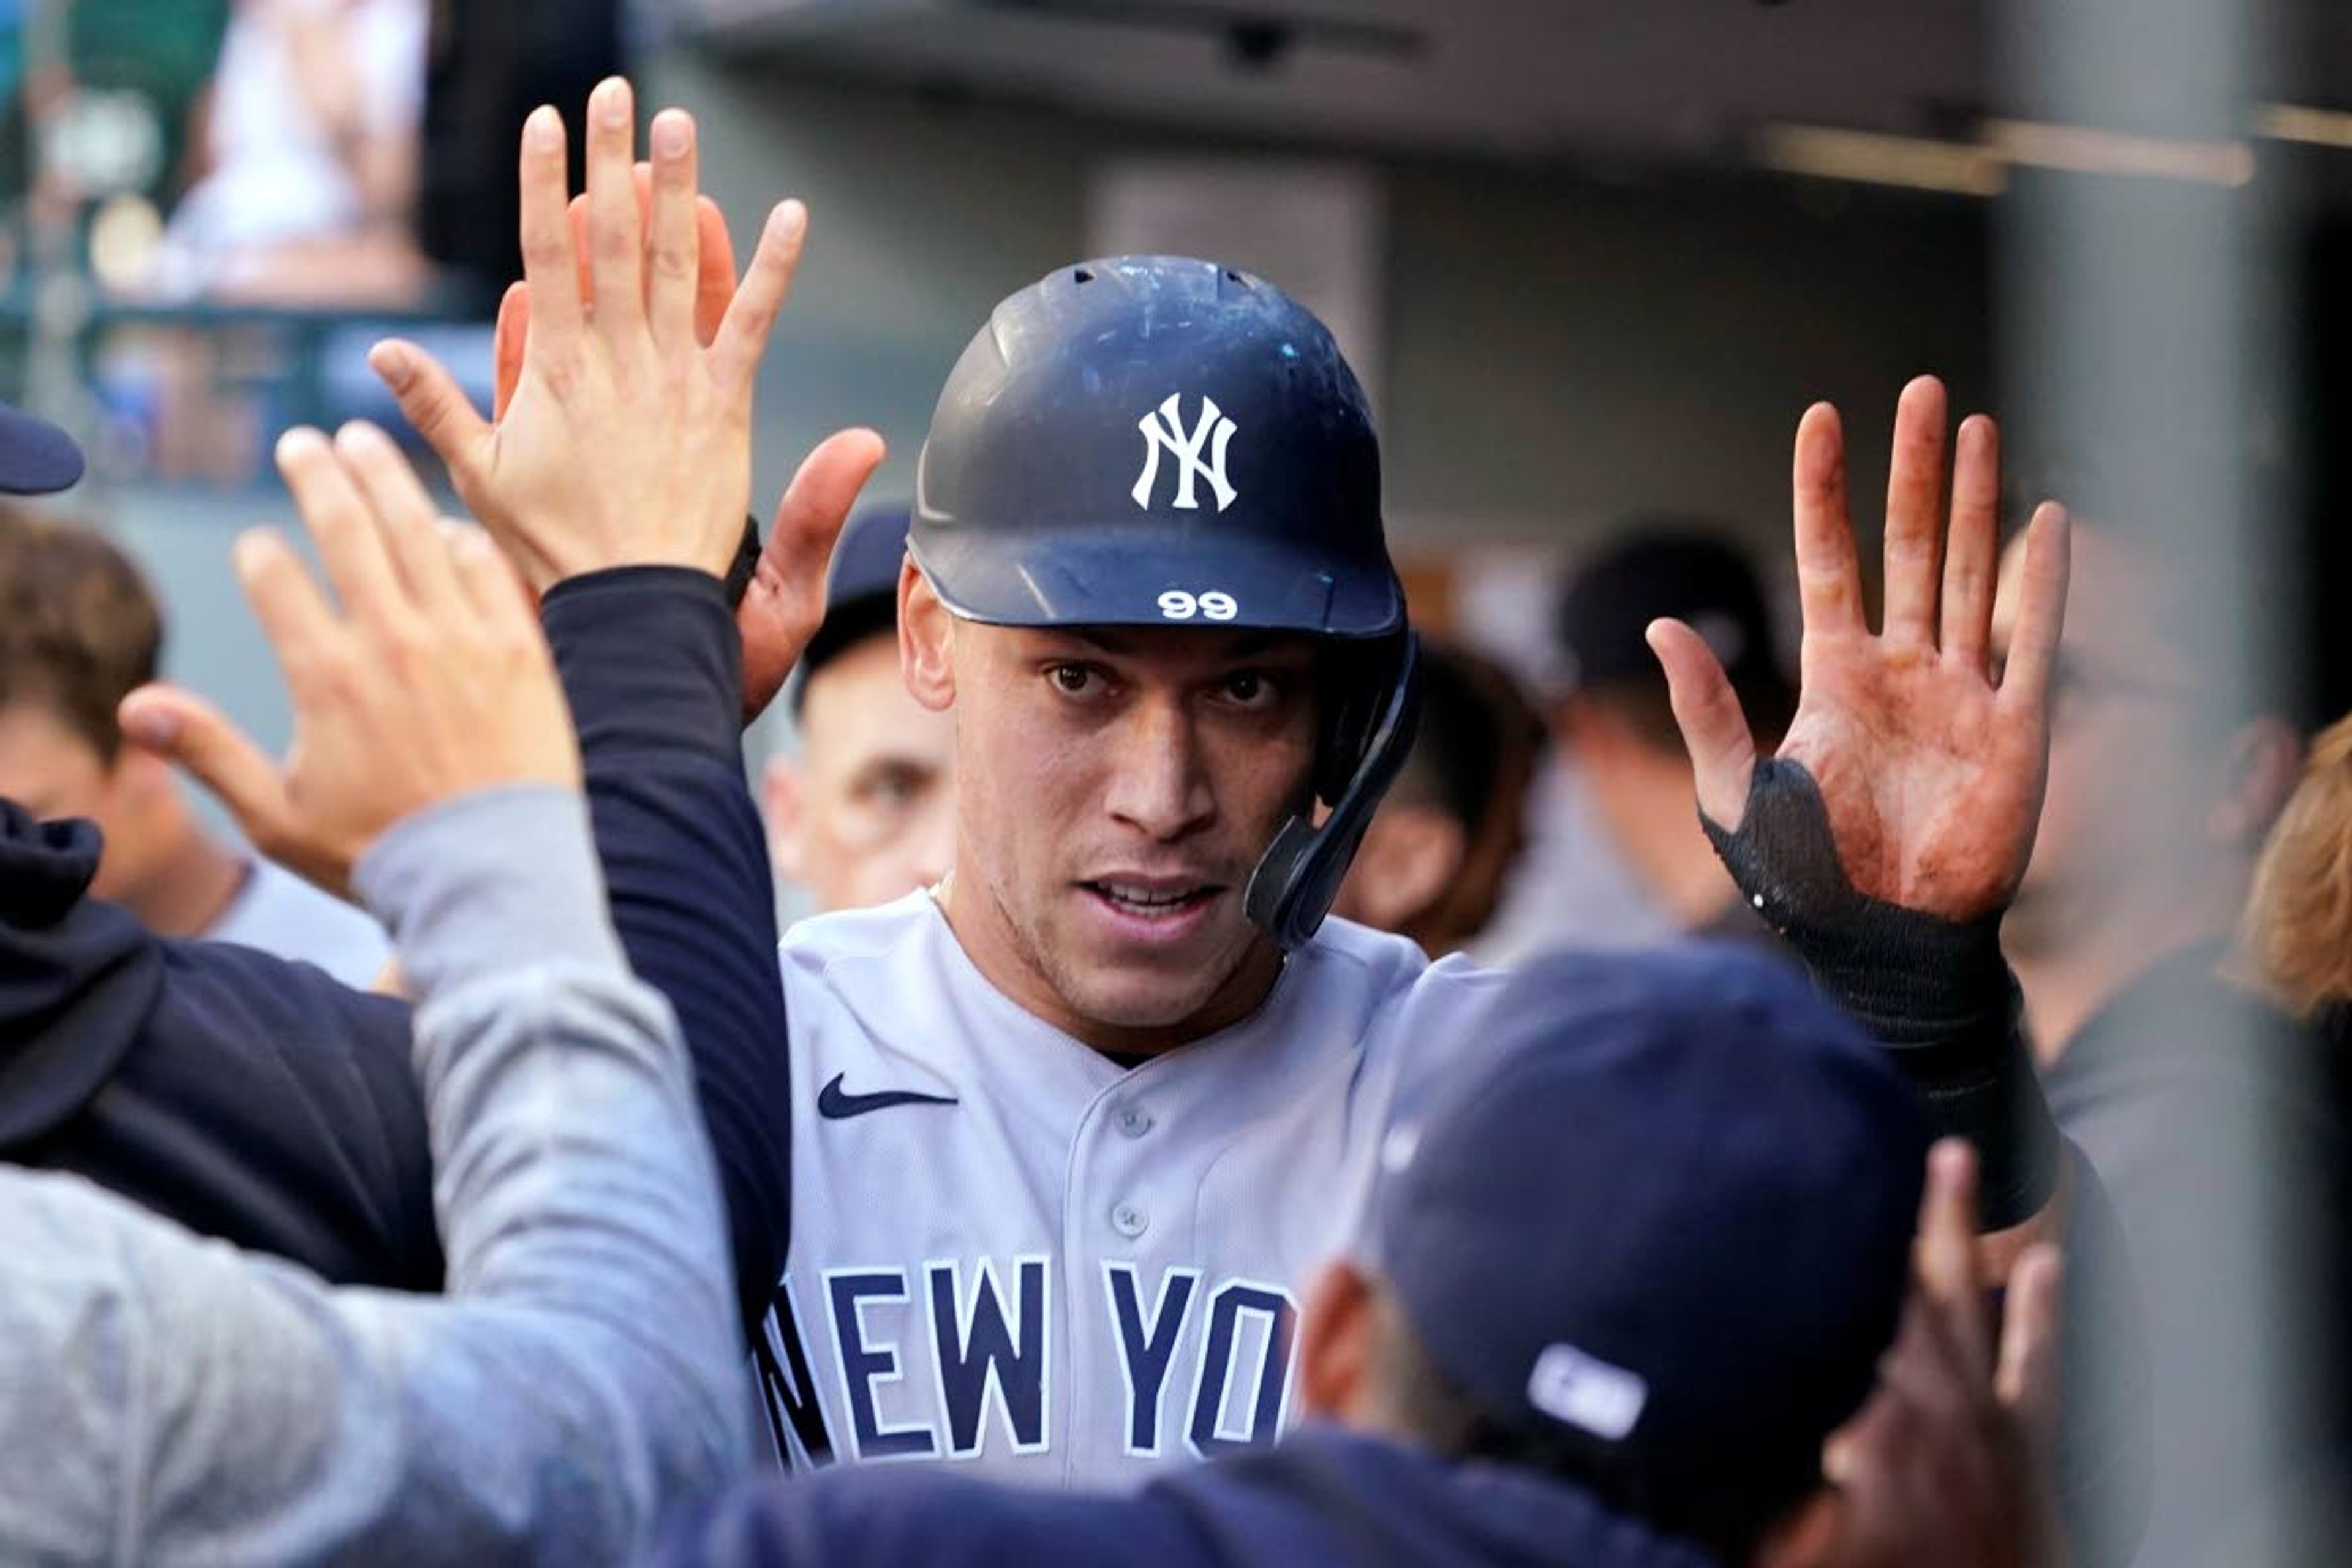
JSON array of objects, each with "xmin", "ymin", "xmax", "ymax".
[
  {"xmin": 1985, "ymin": 118, "xmax": 2255, "ymax": 187},
  {"xmin": 1752, "ymin": 125, "xmax": 2007, "ymax": 197},
  {"xmin": 2255, "ymin": 103, "xmax": 2352, "ymax": 150}
]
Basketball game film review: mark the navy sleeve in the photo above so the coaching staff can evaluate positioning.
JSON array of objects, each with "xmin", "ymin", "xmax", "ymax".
[{"xmin": 543, "ymin": 566, "xmax": 792, "ymax": 1333}]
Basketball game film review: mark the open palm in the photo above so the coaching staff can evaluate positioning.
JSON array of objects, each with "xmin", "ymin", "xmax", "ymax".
[{"xmin": 1650, "ymin": 377, "xmax": 2071, "ymax": 921}]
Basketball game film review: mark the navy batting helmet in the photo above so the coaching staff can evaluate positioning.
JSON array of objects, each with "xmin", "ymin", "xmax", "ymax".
[{"xmin": 909, "ymin": 256, "xmax": 1420, "ymax": 948}]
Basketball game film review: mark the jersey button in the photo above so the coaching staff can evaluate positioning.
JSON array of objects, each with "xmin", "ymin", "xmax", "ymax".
[
  {"xmin": 1112, "ymin": 1202, "xmax": 1149, "ymax": 1238},
  {"xmin": 1117, "ymin": 1106, "xmax": 1153, "ymax": 1138}
]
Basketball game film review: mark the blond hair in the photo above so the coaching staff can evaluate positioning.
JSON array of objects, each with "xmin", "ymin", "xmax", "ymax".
[{"xmin": 2245, "ymin": 711, "xmax": 2352, "ymax": 1016}]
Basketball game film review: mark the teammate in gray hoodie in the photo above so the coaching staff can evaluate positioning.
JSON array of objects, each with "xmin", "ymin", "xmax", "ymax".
[{"xmin": 0, "ymin": 408, "xmax": 747, "ymax": 1564}]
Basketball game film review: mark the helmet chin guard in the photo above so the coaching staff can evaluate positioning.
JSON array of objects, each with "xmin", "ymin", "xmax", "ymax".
[{"xmin": 1245, "ymin": 631, "xmax": 1423, "ymax": 949}]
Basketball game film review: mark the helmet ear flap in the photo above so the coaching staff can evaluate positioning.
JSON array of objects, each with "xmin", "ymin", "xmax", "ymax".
[
  {"xmin": 1314, "ymin": 634, "xmax": 1404, "ymax": 804},
  {"xmin": 1246, "ymin": 631, "xmax": 1424, "ymax": 948}
]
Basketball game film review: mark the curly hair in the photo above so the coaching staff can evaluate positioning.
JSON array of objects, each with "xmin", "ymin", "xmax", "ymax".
[{"xmin": 2244, "ymin": 710, "xmax": 2352, "ymax": 1017}]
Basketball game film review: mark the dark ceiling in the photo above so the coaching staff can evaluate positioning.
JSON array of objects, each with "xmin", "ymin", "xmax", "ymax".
[{"xmin": 680, "ymin": 0, "xmax": 2352, "ymax": 175}]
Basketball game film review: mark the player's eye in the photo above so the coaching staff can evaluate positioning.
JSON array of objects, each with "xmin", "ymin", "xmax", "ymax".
[
  {"xmin": 1049, "ymin": 662, "xmax": 1106, "ymax": 697},
  {"xmin": 1216, "ymin": 671, "xmax": 1280, "ymax": 711},
  {"xmin": 858, "ymin": 766, "xmax": 926, "ymax": 809}
]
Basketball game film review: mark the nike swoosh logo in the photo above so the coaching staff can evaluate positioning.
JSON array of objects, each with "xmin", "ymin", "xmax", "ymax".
[{"xmin": 817, "ymin": 1072, "xmax": 959, "ymax": 1120}]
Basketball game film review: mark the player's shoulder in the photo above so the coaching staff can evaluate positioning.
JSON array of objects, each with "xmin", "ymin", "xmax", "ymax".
[
  {"xmin": 773, "ymin": 892, "xmax": 969, "ymax": 1035},
  {"xmin": 208, "ymin": 859, "xmax": 391, "ymax": 990},
  {"xmin": 1300, "ymin": 915, "xmax": 1512, "ymax": 1017},
  {"xmin": 777, "ymin": 891, "xmax": 940, "ymax": 966}
]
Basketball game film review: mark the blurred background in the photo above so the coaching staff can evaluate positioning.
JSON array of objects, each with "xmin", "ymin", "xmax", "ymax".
[
  {"xmin": 6, "ymin": 3, "xmax": 2352, "ymax": 1561},
  {"xmin": 4, "ymin": 0, "xmax": 2348, "ymax": 939}
]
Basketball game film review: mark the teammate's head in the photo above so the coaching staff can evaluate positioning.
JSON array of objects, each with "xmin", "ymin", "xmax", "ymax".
[
  {"xmin": 903, "ymin": 257, "xmax": 1413, "ymax": 1052},
  {"xmin": 1330, "ymin": 643, "xmax": 1541, "ymax": 955},
  {"xmin": 1552, "ymin": 527, "xmax": 1795, "ymax": 929},
  {"xmin": 1992, "ymin": 520, "xmax": 2300, "ymax": 998},
  {"xmin": 1556, "ymin": 526, "xmax": 1796, "ymax": 756},
  {"xmin": 2244, "ymin": 708, "xmax": 2352, "ymax": 1017},
  {"xmin": 764, "ymin": 507, "xmax": 956, "ymax": 914},
  {"xmin": 0, "ymin": 505, "xmax": 188, "ymax": 907},
  {"xmin": 1295, "ymin": 944, "xmax": 1929, "ymax": 1562}
]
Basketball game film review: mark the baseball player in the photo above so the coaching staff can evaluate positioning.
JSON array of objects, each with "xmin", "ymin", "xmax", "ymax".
[
  {"xmin": 761, "ymin": 505, "xmax": 958, "ymax": 916},
  {"xmin": 337, "ymin": 78, "xmax": 2094, "ymax": 1505}
]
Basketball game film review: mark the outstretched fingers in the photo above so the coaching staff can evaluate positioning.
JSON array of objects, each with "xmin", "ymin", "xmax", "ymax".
[
  {"xmin": 1996, "ymin": 502, "xmax": 2072, "ymax": 714},
  {"xmin": 712, "ymin": 200, "xmax": 808, "ymax": 392},
  {"xmin": 233, "ymin": 528, "xmax": 342, "ymax": 697},
  {"xmin": 1792, "ymin": 401, "xmax": 1866, "ymax": 643},
  {"xmin": 516, "ymin": 106, "xmax": 582, "ymax": 342},
  {"xmin": 1940, "ymin": 413, "xmax": 2003, "ymax": 674},
  {"xmin": 694, "ymin": 194, "xmax": 739, "ymax": 342},
  {"xmin": 1646, "ymin": 617, "xmax": 1758, "ymax": 829},
  {"xmin": 117, "ymin": 683, "xmax": 294, "ymax": 848},
  {"xmin": 645, "ymin": 109, "xmax": 701, "ymax": 352},
  {"xmin": 1915, "ymin": 1139, "xmax": 1995, "ymax": 1385},
  {"xmin": 1880, "ymin": 375, "xmax": 1950, "ymax": 648},
  {"xmin": 765, "ymin": 428, "xmax": 888, "ymax": 588},
  {"xmin": 274, "ymin": 429, "xmax": 404, "ymax": 628},
  {"xmin": 366, "ymin": 339, "xmax": 491, "ymax": 489},
  {"xmin": 582, "ymin": 77, "xmax": 646, "ymax": 346},
  {"xmin": 1995, "ymin": 1242, "xmax": 2066, "ymax": 1455},
  {"xmin": 735, "ymin": 428, "xmax": 891, "ymax": 723},
  {"xmin": 498, "ymin": 175, "xmax": 735, "ymax": 418},
  {"xmin": 333, "ymin": 421, "xmax": 464, "ymax": 614}
]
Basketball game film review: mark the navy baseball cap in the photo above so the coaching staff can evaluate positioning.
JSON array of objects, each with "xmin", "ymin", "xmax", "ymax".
[
  {"xmin": 1557, "ymin": 526, "xmax": 1791, "ymax": 715},
  {"xmin": 1375, "ymin": 944, "xmax": 1928, "ymax": 1527},
  {"xmin": 0, "ymin": 404, "xmax": 86, "ymax": 496},
  {"xmin": 790, "ymin": 505, "xmax": 912, "ymax": 715}
]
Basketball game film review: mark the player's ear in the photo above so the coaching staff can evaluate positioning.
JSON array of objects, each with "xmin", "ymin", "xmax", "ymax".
[
  {"xmin": 900, "ymin": 559, "xmax": 956, "ymax": 712},
  {"xmin": 2209, "ymin": 714, "xmax": 2302, "ymax": 849},
  {"xmin": 1341, "ymin": 805, "xmax": 1466, "ymax": 938},
  {"xmin": 763, "ymin": 755, "xmax": 807, "ymax": 881},
  {"xmin": 1297, "ymin": 1261, "xmax": 1379, "ymax": 1422}
]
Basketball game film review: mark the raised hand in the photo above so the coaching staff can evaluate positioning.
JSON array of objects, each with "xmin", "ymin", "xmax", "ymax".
[
  {"xmin": 1769, "ymin": 1141, "xmax": 2065, "ymax": 1568},
  {"xmin": 1649, "ymin": 377, "xmax": 2071, "ymax": 921},
  {"xmin": 366, "ymin": 78, "xmax": 821, "ymax": 589},
  {"xmin": 490, "ymin": 164, "xmax": 740, "ymax": 420},
  {"xmin": 118, "ymin": 423, "xmax": 579, "ymax": 895},
  {"xmin": 418, "ymin": 78, "xmax": 884, "ymax": 719}
]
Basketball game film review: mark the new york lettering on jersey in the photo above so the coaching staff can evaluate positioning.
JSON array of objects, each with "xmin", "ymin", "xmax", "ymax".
[{"xmin": 749, "ymin": 892, "xmax": 1506, "ymax": 1490}]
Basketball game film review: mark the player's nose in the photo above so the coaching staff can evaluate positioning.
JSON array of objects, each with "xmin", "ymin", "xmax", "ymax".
[{"xmin": 1103, "ymin": 695, "xmax": 1215, "ymax": 842}]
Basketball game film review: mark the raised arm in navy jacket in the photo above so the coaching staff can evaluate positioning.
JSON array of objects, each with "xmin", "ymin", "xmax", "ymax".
[{"xmin": 543, "ymin": 566, "xmax": 796, "ymax": 1329}]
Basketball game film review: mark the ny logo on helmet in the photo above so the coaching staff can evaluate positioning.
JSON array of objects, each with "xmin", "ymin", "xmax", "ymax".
[{"xmin": 1133, "ymin": 394, "xmax": 1239, "ymax": 513}]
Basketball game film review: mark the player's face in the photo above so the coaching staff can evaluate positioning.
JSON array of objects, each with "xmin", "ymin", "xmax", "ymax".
[
  {"xmin": 0, "ymin": 701, "xmax": 158, "ymax": 903},
  {"xmin": 919, "ymin": 601, "xmax": 1321, "ymax": 1050},
  {"xmin": 766, "ymin": 634, "xmax": 957, "ymax": 914},
  {"xmin": 1991, "ymin": 526, "xmax": 2214, "ymax": 957}
]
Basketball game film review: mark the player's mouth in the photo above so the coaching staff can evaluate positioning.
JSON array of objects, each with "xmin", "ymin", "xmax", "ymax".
[{"xmin": 1078, "ymin": 877, "xmax": 1223, "ymax": 945}]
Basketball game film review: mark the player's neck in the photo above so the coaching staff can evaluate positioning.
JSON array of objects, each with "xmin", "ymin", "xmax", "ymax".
[
  {"xmin": 126, "ymin": 825, "xmax": 251, "ymax": 940},
  {"xmin": 934, "ymin": 875, "xmax": 1286, "ymax": 1060},
  {"xmin": 2007, "ymin": 873, "xmax": 2242, "ymax": 1066}
]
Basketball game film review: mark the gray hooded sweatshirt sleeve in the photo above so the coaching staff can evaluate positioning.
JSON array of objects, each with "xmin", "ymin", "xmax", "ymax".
[{"xmin": 0, "ymin": 785, "xmax": 748, "ymax": 1566}]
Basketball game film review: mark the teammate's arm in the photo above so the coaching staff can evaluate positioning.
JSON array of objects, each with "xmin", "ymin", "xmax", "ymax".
[
  {"xmin": 9, "ymin": 424, "xmax": 747, "ymax": 1564},
  {"xmin": 1649, "ymin": 379, "xmax": 2068, "ymax": 1246},
  {"xmin": 1649, "ymin": 386, "xmax": 2151, "ymax": 1564},
  {"xmin": 369, "ymin": 80, "xmax": 883, "ymax": 1327}
]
